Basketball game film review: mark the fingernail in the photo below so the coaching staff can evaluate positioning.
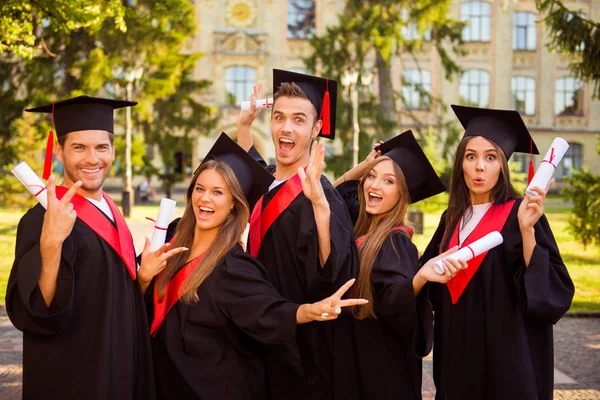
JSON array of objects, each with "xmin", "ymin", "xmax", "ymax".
[{"xmin": 321, "ymin": 313, "xmax": 329, "ymax": 319}]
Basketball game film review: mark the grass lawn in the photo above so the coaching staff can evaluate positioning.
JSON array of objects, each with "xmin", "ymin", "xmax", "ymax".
[{"xmin": 0, "ymin": 201, "xmax": 598, "ymax": 312}]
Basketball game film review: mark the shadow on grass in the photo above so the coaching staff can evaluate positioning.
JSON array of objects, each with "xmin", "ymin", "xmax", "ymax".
[
  {"xmin": 569, "ymin": 300, "xmax": 600, "ymax": 313},
  {"xmin": 563, "ymin": 253, "xmax": 600, "ymax": 265},
  {"xmin": 0, "ymin": 226, "xmax": 18, "ymax": 236}
]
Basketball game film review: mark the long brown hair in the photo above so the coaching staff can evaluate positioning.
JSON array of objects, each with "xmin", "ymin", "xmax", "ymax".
[
  {"xmin": 155, "ymin": 160, "xmax": 250, "ymax": 303},
  {"xmin": 440, "ymin": 136, "xmax": 519, "ymax": 251},
  {"xmin": 348, "ymin": 157, "xmax": 412, "ymax": 320}
]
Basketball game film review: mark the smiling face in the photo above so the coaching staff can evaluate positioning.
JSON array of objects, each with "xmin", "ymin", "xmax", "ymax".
[
  {"xmin": 462, "ymin": 136, "xmax": 502, "ymax": 204},
  {"xmin": 55, "ymin": 130, "xmax": 115, "ymax": 199},
  {"xmin": 191, "ymin": 168, "xmax": 235, "ymax": 234},
  {"xmin": 363, "ymin": 158, "xmax": 402, "ymax": 216},
  {"xmin": 270, "ymin": 96, "xmax": 321, "ymax": 170}
]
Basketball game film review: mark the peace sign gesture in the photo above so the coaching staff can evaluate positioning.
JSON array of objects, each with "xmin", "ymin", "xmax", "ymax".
[
  {"xmin": 298, "ymin": 141, "xmax": 326, "ymax": 206},
  {"xmin": 296, "ymin": 279, "xmax": 369, "ymax": 323},
  {"xmin": 138, "ymin": 239, "xmax": 189, "ymax": 294},
  {"xmin": 40, "ymin": 176, "xmax": 82, "ymax": 249}
]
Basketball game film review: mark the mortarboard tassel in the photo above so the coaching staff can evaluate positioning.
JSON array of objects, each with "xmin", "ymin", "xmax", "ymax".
[
  {"xmin": 42, "ymin": 103, "xmax": 56, "ymax": 180},
  {"xmin": 319, "ymin": 79, "xmax": 330, "ymax": 136},
  {"xmin": 527, "ymin": 135, "xmax": 534, "ymax": 184}
]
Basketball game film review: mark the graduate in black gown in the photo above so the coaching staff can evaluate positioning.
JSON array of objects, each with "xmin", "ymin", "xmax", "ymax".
[
  {"xmin": 236, "ymin": 70, "xmax": 359, "ymax": 399},
  {"xmin": 334, "ymin": 130, "xmax": 466, "ymax": 400},
  {"xmin": 6, "ymin": 96, "xmax": 155, "ymax": 400},
  {"xmin": 418, "ymin": 105, "xmax": 575, "ymax": 400},
  {"xmin": 137, "ymin": 133, "xmax": 367, "ymax": 400}
]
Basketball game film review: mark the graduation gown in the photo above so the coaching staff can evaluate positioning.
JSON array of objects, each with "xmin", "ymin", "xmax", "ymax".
[
  {"xmin": 246, "ymin": 148, "xmax": 359, "ymax": 400},
  {"xmin": 147, "ymin": 220, "xmax": 301, "ymax": 400},
  {"xmin": 334, "ymin": 180, "xmax": 426, "ymax": 400},
  {"xmin": 6, "ymin": 202, "xmax": 155, "ymax": 400},
  {"xmin": 419, "ymin": 200, "xmax": 575, "ymax": 400}
]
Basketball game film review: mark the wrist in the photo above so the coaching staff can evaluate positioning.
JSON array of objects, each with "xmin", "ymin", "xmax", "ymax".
[
  {"xmin": 312, "ymin": 199, "xmax": 330, "ymax": 212},
  {"xmin": 519, "ymin": 225, "xmax": 535, "ymax": 235},
  {"xmin": 40, "ymin": 239, "xmax": 62, "ymax": 254},
  {"xmin": 413, "ymin": 270, "xmax": 427, "ymax": 288}
]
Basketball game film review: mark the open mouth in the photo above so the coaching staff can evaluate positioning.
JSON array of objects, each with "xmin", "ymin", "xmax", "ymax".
[
  {"xmin": 474, "ymin": 177, "xmax": 485, "ymax": 185},
  {"xmin": 367, "ymin": 192, "xmax": 383, "ymax": 206},
  {"xmin": 278, "ymin": 137, "xmax": 295, "ymax": 155},
  {"xmin": 197, "ymin": 206, "xmax": 215, "ymax": 220}
]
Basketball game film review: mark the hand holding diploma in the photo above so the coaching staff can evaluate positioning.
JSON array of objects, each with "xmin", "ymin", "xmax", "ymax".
[
  {"xmin": 240, "ymin": 97, "xmax": 273, "ymax": 111},
  {"xmin": 526, "ymin": 137, "xmax": 569, "ymax": 197},
  {"xmin": 149, "ymin": 198, "xmax": 177, "ymax": 252},
  {"xmin": 433, "ymin": 231, "xmax": 504, "ymax": 275},
  {"xmin": 11, "ymin": 161, "xmax": 51, "ymax": 209}
]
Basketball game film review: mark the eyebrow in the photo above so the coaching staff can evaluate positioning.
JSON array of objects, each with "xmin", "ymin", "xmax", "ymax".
[
  {"xmin": 196, "ymin": 184, "xmax": 225, "ymax": 190},
  {"xmin": 370, "ymin": 169, "xmax": 396, "ymax": 178},
  {"xmin": 273, "ymin": 110, "xmax": 309, "ymax": 118},
  {"xmin": 465, "ymin": 148, "xmax": 497, "ymax": 153}
]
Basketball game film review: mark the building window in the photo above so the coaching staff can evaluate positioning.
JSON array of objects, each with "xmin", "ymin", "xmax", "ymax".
[
  {"xmin": 402, "ymin": 69, "xmax": 431, "ymax": 110},
  {"xmin": 459, "ymin": 69, "xmax": 489, "ymax": 107},
  {"xmin": 402, "ymin": 9, "xmax": 432, "ymax": 41},
  {"xmin": 461, "ymin": 1, "xmax": 491, "ymax": 42},
  {"xmin": 287, "ymin": 0, "xmax": 315, "ymax": 39},
  {"xmin": 555, "ymin": 77, "xmax": 584, "ymax": 116},
  {"xmin": 555, "ymin": 143, "xmax": 583, "ymax": 179},
  {"xmin": 511, "ymin": 153, "xmax": 530, "ymax": 173},
  {"xmin": 513, "ymin": 12, "xmax": 537, "ymax": 50},
  {"xmin": 225, "ymin": 66, "xmax": 256, "ymax": 106},
  {"xmin": 511, "ymin": 76, "xmax": 536, "ymax": 115}
]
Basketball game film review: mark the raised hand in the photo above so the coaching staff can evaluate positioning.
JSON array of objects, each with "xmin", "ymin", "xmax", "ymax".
[
  {"xmin": 297, "ymin": 279, "xmax": 369, "ymax": 323},
  {"xmin": 518, "ymin": 179, "xmax": 553, "ymax": 232},
  {"xmin": 298, "ymin": 141, "xmax": 326, "ymax": 206},
  {"xmin": 138, "ymin": 238, "xmax": 189, "ymax": 293},
  {"xmin": 237, "ymin": 84, "xmax": 264, "ymax": 128},
  {"xmin": 40, "ymin": 175, "xmax": 82, "ymax": 250}
]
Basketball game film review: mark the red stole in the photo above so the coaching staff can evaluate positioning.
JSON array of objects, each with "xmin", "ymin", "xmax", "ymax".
[
  {"xmin": 55, "ymin": 186, "xmax": 137, "ymax": 280},
  {"xmin": 443, "ymin": 200, "xmax": 516, "ymax": 304},
  {"xmin": 150, "ymin": 253, "xmax": 205, "ymax": 336},
  {"xmin": 249, "ymin": 173, "xmax": 304, "ymax": 258},
  {"xmin": 356, "ymin": 225, "xmax": 414, "ymax": 247}
]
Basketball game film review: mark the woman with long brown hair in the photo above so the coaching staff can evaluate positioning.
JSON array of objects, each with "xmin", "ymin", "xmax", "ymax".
[
  {"xmin": 332, "ymin": 130, "xmax": 465, "ymax": 400},
  {"xmin": 419, "ymin": 105, "xmax": 574, "ymax": 400},
  {"xmin": 137, "ymin": 133, "xmax": 366, "ymax": 400}
]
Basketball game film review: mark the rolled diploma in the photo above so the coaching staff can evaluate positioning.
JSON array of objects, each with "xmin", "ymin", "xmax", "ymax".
[
  {"xmin": 150, "ymin": 198, "xmax": 177, "ymax": 251},
  {"xmin": 526, "ymin": 137, "xmax": 569, "ymax": 197},
  {"xmin": 11, "ymin": 161, "xmax": 49, "ymax": 209},
  {"xmin": 433, "ymin": 231, "xmax": 504, "ymax": 274},
  {"xmin": 240, "ymin": 98, "xmax": 274, "ymax": 111}
]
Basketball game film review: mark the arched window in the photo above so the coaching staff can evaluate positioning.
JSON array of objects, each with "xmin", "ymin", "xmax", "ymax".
[
  {"xmin": 459, "ymin": 69, "xmax": 489, "ymax": 107},
  {"xmin": 287, "ymin": 0, "xmax": 315, "ymax": 39},
  {"xmin": 401, "ymin": 9, "xmax": 432, "ymax": 41},
  {"xmin": 461, "ymin": 1, "xmax": 491, "ymax": 42},
  {"xmin": 555, "ymin": 77, "xmax": 584, "ymax": 116},
  {"xmin": 402, "ymin": 69, "xmax": 431, "ymax": 110},
  {"xmin": 513, "ymin": 12, "xmax": 537, "ymax": 50},
  {"xmin": 225, "ymin": 66, "xmax": 256, "ymax": 106},
  {"xmin": 511, "ymin": 76, "xmax": 536, "ymax": 115},
  {"xmin": 555, "ymin": 143, "xmax": 583, "ymax": 179}
]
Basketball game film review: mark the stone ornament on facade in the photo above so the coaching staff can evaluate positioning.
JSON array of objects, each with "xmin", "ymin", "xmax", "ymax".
[{"xmin": 225, "ymin": 0, "xmax": 257, "ymax": 28}]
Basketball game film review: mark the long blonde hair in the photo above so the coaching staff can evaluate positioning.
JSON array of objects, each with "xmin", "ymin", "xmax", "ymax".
[
  {"xmin": 155, "ymin": 160, "xmax": 250, "ymax": 303},
  {"xmin": 348, "ymin": 157, "xmax": 412, "ymax": 319}
]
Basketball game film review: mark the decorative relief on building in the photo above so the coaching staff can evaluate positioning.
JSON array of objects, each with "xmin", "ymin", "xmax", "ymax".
[
  {"xmin": 225, "ymin": 0, "xmax": 257, "ymax": 28},
  {"xmin": 213, "ymin": 29, "xmax": 267, "ymax": 55}
]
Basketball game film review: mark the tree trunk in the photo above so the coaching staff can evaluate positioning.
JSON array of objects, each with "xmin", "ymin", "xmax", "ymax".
[{"xmin": 376, "ymin": 51, "xmax": 397, "ymax": 137}]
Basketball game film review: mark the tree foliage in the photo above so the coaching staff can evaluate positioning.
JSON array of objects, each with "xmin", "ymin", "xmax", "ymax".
[
  {"xmin": 561, "ymin": 167, "xmax": 600, "ymax": 249},
  {"xmin": 305, "ymin": 0, "xmax": 465, "ymax": 174},
  {"xmin": 537, "ymin": 0, "xmax": 600, "ymax": 98}
]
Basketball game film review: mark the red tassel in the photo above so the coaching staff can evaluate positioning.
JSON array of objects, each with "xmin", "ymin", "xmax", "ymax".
[
  {"xmin": 42, "ymin": 129, "xmax": 54, "ymax": 180},
  {"xmin": 319, "ymin": 80, "xmax": 330, "ymax": 136},
  {"xmin": 527, "ymin": 159, "xmax": 535, "ymax": 185}
]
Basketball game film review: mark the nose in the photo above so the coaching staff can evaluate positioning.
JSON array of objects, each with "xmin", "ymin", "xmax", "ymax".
[
  {"xmin": 370, "ymin": 178, "xmax": 382, "ymax": 190},
  {"xmin": 84, "ymin": 148, "xmax": 100, "ymax": 164},
  {"xmin": 282, "ymin": 118, "xmax": 294, "ymax": 132},
  {"xmin": 476, "ymin": 157, "xmax": 485, "ymax": 171}
]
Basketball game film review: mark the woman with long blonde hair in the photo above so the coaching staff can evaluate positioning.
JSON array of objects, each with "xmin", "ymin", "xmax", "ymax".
[
  {"xmin": 138, "ymin": 133, "xmax": 366, "ymax": 400},
  {"xmin": 333, "ymin": 130, "xmax": 465, "ymax": 400}
]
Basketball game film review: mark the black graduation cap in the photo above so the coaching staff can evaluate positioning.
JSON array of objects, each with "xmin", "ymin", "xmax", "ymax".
[
  {"xmin": 451, "ymin": 105, "xmax": 539, "ymax": 159},
  {"xmin": 273, "ymin": 69, "xmax": 337, "ymax": 140},
  {"xmin": 376, "ymin": 130, "xmax": 446, "ymax": 203},
  {"xmin": 200, "ymin": 133, "xmax": 274, "ymax": 210},
  {"xmin": 26, "ymin": 95, "xmax": 137, "ymax": 179}
]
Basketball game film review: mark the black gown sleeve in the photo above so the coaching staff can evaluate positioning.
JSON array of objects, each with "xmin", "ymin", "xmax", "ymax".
[
  {"xmin": 335, "ymin": 180, "xmax": 361, "ymax": 226},
  {"xmin": 5, "ymin": 206, "xmax": 77, "ymax": 336},
  {"xmin": 504, "ymin": 206, "xmax": 574, "ymax": 324}
]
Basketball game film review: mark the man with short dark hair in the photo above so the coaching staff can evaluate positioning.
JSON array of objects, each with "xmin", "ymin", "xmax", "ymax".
[
  {"xmin": 237, "ymin": 70, "xmax": 358, "ymax": 399},
  {"xmin": 6, "ymin": 96, "xmax": 155, "ymax": 400}
]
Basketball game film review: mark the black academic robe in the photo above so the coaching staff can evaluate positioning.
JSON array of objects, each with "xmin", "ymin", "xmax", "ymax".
[
  {"xmin": 147, "ymin": 220, "xmax": 301, "ymax": 400},
  {"xmin": 334, "ymin": 180, "xmax": 426, "ymax": 400},
  {"xmin": 6, "ymin": 203, "xmax": 155, "ymax": 400},
  {"xmin": 246, "ymin": 148, "xmax": 359, "ymax": 400},
  {"xmin": 419, "ymin": 200, "xmax": 575, "ymax": 400}
]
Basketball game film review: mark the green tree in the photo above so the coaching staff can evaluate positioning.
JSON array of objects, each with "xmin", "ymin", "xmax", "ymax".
[
  {"xmin": 305, "ymin": 0, "xmax": 465, "ymax": 174},
  {"xmin": 537, "ymin": 0, "xmax": 600, "ymax": 98},
  {"xmin": 561, "ymin": 168, "xmax": 600, "ymax": 249}
]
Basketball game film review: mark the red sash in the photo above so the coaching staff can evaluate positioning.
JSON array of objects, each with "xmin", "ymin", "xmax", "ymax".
[
  {"xmin": 249, "ymin": 174, "xmax": 304, "ymax": 258},
  {"xmin": 356, "ymin": 225, "xmax": 414, "ymax": 247},
  {"xmin": 443, "ymin": 200, "xmax": 516, "ymax": 304},
  {"xmin": 150, "ymin": 252, "xmax": 205, "ymax": 336},
  {"xmin": 55, "ymin": 186, "xmax": 137, "ymax": 280}
]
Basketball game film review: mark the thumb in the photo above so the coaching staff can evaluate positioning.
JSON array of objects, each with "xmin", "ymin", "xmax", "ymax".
[{"xmin": 142, "ymin": 237, "xmax": 151, "ymax": 254}]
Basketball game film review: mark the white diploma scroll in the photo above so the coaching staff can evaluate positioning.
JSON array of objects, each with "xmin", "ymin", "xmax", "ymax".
[
  {"xmin": 150, "ymin": 198, "xmax": 177, "ymax": 252},
  {"xmin": 11, "ymin": 161, "xmax": 49, "ymax": 209},
  {"xmin": 240, "ymin": 97, "xmax": 274, "ymax": 111},
  {"xmin": 433, "ymin": 231, "xmax": 504, "ymax": 274},
  {"xmin": 525, "ymin": 137, "xmax": 569, "ymax": 197}
]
